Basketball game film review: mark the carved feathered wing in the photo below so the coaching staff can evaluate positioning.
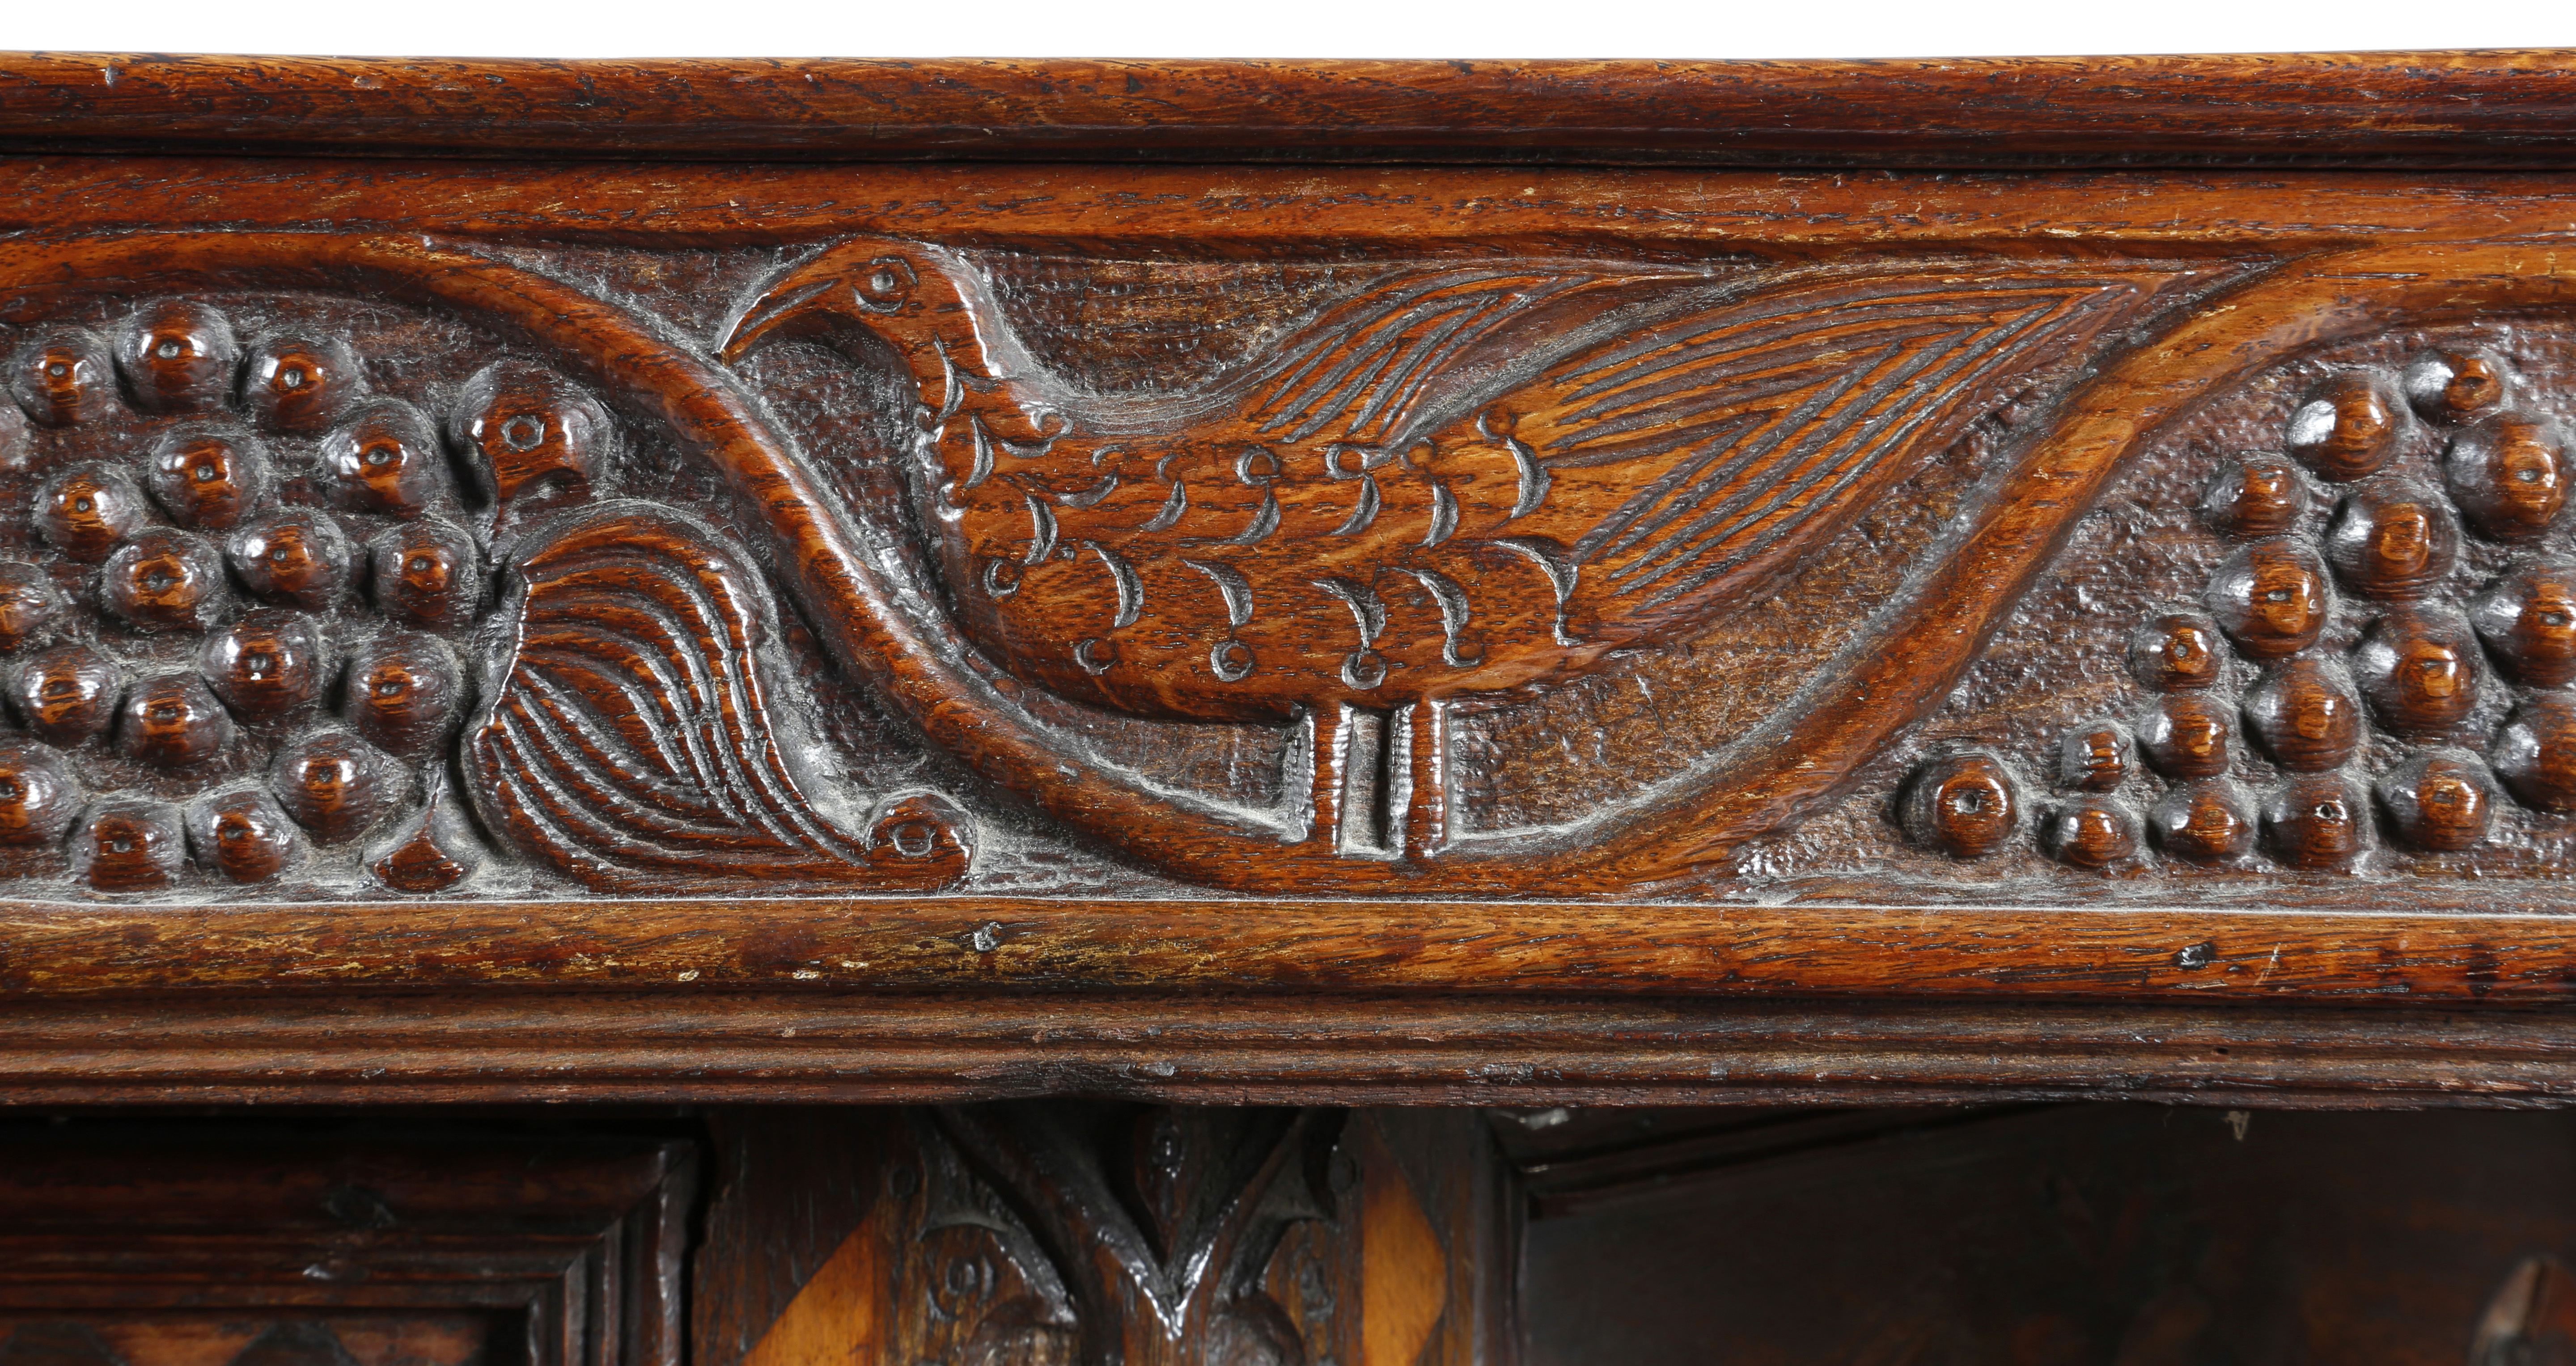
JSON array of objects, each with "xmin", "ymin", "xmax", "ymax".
[
  {"xmin": 467, "ymin": 503, "xmax": 971, "ymax": 892},
  {"xmin": 851, "ymin": 252, "xmax": 2245, "ymax": 720}
]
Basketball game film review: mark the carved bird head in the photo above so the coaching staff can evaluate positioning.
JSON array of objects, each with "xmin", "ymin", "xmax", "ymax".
[{"xmin": 720, "ymin": 237, "xmax": 1025, "ymax": 408}]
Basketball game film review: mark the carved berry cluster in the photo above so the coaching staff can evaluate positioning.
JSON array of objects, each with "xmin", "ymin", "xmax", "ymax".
[
  {"xmin": 0, "ymin": 299, "xmax": 610, "ymax": 894},
  {"xmin": 1906, "ymin": 347, "xmax": 2576, "ymax": 873}
]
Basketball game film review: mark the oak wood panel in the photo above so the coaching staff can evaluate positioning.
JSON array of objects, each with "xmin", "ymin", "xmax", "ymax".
[
  {"xmin": 1516, "ymin": 1104, "xmax": 2576, "ymax": 1365},
  {"xmin": 0, "ymin": 55, "xmax": 2571, "ymax": 1104},
  {"xmin": 4, "ymin": 54, "xmax": 2576, "ymax": 167},
  {"xmin": 0, "ymin": 1125, "xmax": 695, "ymax": 1366},
  {"xmin": 0, "ymin": 992, "xmax": 2570, "ymax": 1107}
]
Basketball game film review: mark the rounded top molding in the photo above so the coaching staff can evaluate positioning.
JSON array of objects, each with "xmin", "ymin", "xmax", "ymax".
[{"xmin": 1, "ymin": 50, "xmax": 2574, "ymax": 165}]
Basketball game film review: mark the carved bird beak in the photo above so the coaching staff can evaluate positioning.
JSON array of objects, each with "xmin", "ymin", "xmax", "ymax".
[
  {"xmin": 719, "ymin": 239, "xmax": 943, "ymax": 355},
  {"xmin": 718, "ymin": 270, "xmax": 881, "ymax": 363}
]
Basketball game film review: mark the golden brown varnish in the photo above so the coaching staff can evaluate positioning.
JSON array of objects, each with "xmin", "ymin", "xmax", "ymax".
[
  {"xmin": 2261, "ymin": 773, "xmax": 2370, "ymax": 872},
  {"xmin": 2286, "ymin": 373, "xmax": 2403, "ymax": 483},
  {"xmin": 116, "ymin": 672, "xmax": 235, "ymax": 768},
  {"xmin": 34, "ymin": 466, "xmax": 143, "ymax": 562},
  {"xmin": 183, "ymin": 787, "xmax": 302, "ymax": 883},
  {"xmin": 144, "ymin": 425, "xmax": 268, "ymax": 530},
  {"xmin": 12, "ymin": 643, "xmax": 121, "ymax": 745},
  {"xmin": 199, "ymin": 611, "xmax": 329, "ymax": 720},
  {"xmin": 226, "ymin": 510, "xmax": 354, "ymax": 611},
  {"xmin": 70, "ymin": 796, "xmax": 186, "ymax": 891},
  {"xmin": 2470, "ymin": 558, "xmax": 2576, "ymax": 686},
  {"xmin": 2377, "ymin": 749, "xmax": 2500, "ymax": 853},
  {"xmin": 2445, "ymin": 411, "xmax": 2568, "ymax": 542},
  {"xmin": 1897, "ymin": 752, "xmax": 2020, "ymax": 859},
  {"xmin": 2197, "ymin": 458, "xmax": 2309, "ymax": 539},
  {"xmin": 2206, "ymin": 539, "xmax": 2331, "ymax": 659},
  {"xmin": 2350, "ymin": 608, "xmax": 2482, "ymax": 738},
  {"xmin": 268, "ymin": 728, "xmax": 397, "ymax": 842},
  {"xmin": 2147, "ymin": 781, "xmax": 2255, "ymax": 864},
  {"xmin": 2242, "ymin": 656, "xmax": 2362, "ymax": 772}
]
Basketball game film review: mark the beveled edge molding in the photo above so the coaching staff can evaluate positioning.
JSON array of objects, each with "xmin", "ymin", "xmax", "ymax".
[
  {"xmin": 4, "ymin": 896, "xmax": 2575, "ymax": 1005},
  {"xmin": 1, "ymin": 51, "xmax": 2574, "ymax": 166},
  {"xmin": 0, "ymin": 990, "xmax": 2568, "ymax": 1108}
]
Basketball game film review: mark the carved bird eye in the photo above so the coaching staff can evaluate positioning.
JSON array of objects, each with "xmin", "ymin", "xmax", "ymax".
[{"xmin": 854, "ymin": 257, "xmax": 916, "ymax": 309}]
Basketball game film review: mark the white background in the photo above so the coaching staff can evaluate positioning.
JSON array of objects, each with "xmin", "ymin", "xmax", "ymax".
[{"xmin": 5, "ymin": 0, "xmax": 2573, "ymax": 60}]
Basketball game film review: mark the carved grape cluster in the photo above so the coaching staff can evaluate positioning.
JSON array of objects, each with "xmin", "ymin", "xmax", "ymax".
[
  {"xmin": 0, "ymin": 299, "xmax": 611, "ymax": 894},
  {"xmin": 1905, "ymin": 347, "xmax": 2576, "ymax": 873}
]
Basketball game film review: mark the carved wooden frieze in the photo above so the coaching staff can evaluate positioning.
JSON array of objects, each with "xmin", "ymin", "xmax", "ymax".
[{"xmin": 4, "ymin": 164, "xmax": 2576, "ymax": 918}]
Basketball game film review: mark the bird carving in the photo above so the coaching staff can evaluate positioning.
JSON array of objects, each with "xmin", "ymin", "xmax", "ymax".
[{"xmin": 723, "ymin": 240, "xmax": 2223, "ymax": 730}]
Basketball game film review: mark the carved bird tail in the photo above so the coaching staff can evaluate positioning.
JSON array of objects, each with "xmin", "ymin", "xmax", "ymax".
[{"xmin": 467, "ymin": 502, "xmax": 974, "ymax": 892}]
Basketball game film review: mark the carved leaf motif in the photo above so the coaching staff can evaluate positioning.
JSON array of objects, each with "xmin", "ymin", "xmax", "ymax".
[
  {"xmin": 932, "ymin": 1104, "xmax": 1341, "ymax": 1366},
  {"xmin": 466, "ymin": 502, "xmax": 972, "ymax": 892}
]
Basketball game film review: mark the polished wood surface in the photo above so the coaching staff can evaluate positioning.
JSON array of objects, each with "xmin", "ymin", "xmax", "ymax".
[
  {"xmin": 0, "ymin": 54, "xmax": 2573, "ymax": 1111},
  {"xmin": 4, "ymin": 53, "xmax": 2576, "ymax": 167}
]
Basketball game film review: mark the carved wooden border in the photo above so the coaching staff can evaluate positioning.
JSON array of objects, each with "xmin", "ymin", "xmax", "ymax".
[
  {"xmin": 3, "ymin": 55, "xmax": 2576, "ymax": 1105},
  {"xmin": 3, "ymin": 52, "xmax": 2575, "ymax": 167}
]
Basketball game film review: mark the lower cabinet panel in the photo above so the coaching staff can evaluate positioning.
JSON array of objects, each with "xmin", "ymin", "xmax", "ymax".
[{"xmin": 15, "ymin": 1105, "xmax": 2576, "ymax": 1365}]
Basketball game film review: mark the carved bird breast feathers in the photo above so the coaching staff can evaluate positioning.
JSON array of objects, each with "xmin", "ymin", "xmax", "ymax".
[{"xmin": 724, "ymin": 242, "xmax": 2231, "ymax": 724}]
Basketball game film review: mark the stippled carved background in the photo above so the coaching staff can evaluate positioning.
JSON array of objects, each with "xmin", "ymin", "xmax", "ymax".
[{"xmin": 3, "ymin": 235, "xmax": 2569, "ymax": 907}]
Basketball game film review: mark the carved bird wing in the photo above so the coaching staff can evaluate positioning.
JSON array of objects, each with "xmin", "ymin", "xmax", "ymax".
[{"xmin": 724, "ymin": 243, "xmax": 2236, "ymax": 723}]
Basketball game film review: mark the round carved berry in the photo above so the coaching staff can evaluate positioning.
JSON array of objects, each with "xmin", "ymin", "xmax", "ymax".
[
  {"xmin": 345, "ymin": 633, "xmax": 462, "ymax": 756},
  {"xmin": 33, "ymin": 467, "xmax": 144, "ymax": 562},
  {"xmin": 2205, "ymin": 539, "xmax": 2331, "ymax": 660},
  {"xmin": 118, "ymin": 672, "xmax": 236, "ymax": 768},
  {"xmin": 2198, "ymin": 457, "xmax": 2311, "ymax": 539},
  {"xmin": 2445, "ymin": 411, "xmax": 2568, "ymax": 543},
  {"xmin": 449, "ymin": 360, "xmax": 614, "ymax": 506},
  {"xmin": 185, "ymin": 788, "xmax": 301, "ymax": 884},
  {"xmin": 114, "ymin": 300, "xmax": 239, "ymax": 415},
  {"xmin": 227, "ymin": 511, "xmax": 355, "ymax": 611},
  {"xmin": 324, "ymin": 401, "xmax": 450, "ymax": 520},
  {"xmin": 145, "ymin": 425, "xmax": 270, "ymax": 532},
  {"xmin": 2377, "ymin": 749, "xmax": 2501, "ymax": 854},
  {"xmin": 2136, "ymin": 694, "xmax": 2236, "ymax": 780},
  {"xmin": 0, "ymin": 740, "xmax": 79, "ymax": 846},
  {"xmin": 0, "ymin": 562, "xmax": 68, "ymax": 653},
  {"xmin": 2149, "ymin": 781, "xmax": 2257, "ymax": 864},
  {"xmin": 2040, "ymin": 795, "xmax": 2138, "ymax": 870},
  {"xmin": 2128, "ymin": 611, "xmax": 2227, "ymax": 693},
  {"xmin": 2262, "ymin": 773, "xmax": 2370, "ymax": 872},
  {"xmin": 11, "ymin": 644, "xmax": 121, "ymax": 747},
  {"xmin": 369, "ymin": 520, "xmax": 481, "ymax": 629},
  {"xmin": 101, "ymin": 529, "xmax": 231, "ymax": 633},
  {"xmin": 2286, "ymin": 372, "xmax": 2404, "ymax": 482},
  {"xmin": 2351, "ymin": 607, "xmax": 2482, "ymax": 740},
  {"xmin": 2055, "ymin": 719, "xmax": 2132, "ymax": 792},
  {"xmin": 7, "ymin": 328, "xmax": 112, "ymax": 428},
  {"xmin": 1898, "ymin": 751, "xmax": 2020, "ymax": 859},
  {"xmin": 2243, "ymin": 655, "xmax": 2363, "ymax": 772},
  {"xmin": 242, "ymin": 334, "xmax": 366, "ymax": 433},
  {"xmin": 72, "ymin": 799, "xmax": 187, "ymax": 892},
  {"xmin": 2404, "ymin": 349, "xmax": 2509, "ymax": 422},
  {"xmin": 2471, "ymin": 559, "xmax": 2576, "ymax": 688},
  {"xmin": 2322, "ymin": 479, "xmax": 2459, "ymax": 600},
  {"xmin": 2496, "ymin": 693, "xmax": 2576, "ymax": 813},
  {"xmin": 271, "ymin": 729, "xmax": 398, "ymax": 841},
  {"xmin": 200, "ymin": 611, "xmax": 329, "ymax": 720}
]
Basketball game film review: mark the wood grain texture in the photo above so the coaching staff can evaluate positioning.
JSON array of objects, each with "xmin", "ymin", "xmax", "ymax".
[
  {"xmin": 0, "ymin": 988, "xmax": 2570, "ymax": 1107},
  {"xmin": 686, "ymin": 1106, "xmax": 1503, "ymax": 1366},
  {"xmin": 0, "ymin": 1126, "xmax": 695, "ymax": 1366},
  {"xmin": 0, "ymin": 57, "xmax": 2575, "ymax": 1102},
  {"xmin": 3, "ymin": 54, "xmax": 2576, "ymax": 167}
]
